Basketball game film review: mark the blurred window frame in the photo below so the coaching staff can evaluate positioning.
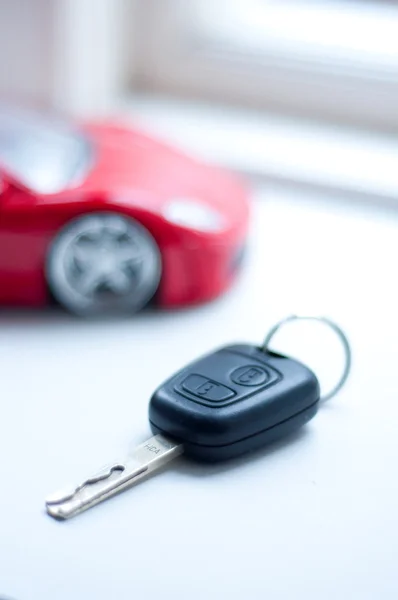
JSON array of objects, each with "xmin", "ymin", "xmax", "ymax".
[{"xmin": 131, "ymin": 0, "xmax": 398, "ymax": 131}]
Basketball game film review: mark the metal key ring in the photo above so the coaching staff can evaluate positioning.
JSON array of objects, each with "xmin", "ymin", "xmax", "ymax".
[{"xmin": 262, "ymin": 315, "xmax": 352, "ymax": 402}]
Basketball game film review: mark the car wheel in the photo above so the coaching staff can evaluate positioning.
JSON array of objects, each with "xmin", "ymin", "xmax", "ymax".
[{"xmin": 46, "ymin": 212, "xmax": 162, "ymax": 316}]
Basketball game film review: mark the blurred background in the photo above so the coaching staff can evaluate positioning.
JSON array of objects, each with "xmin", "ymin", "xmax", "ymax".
[{"xmin": 0, "ymin": 0, "xmax": 397, "ymax": 202}]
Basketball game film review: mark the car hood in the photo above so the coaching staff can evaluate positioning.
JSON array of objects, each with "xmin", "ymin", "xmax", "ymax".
[{"xmin": 79, "ymin": 121, "xmax": 248, "ymax": 223}]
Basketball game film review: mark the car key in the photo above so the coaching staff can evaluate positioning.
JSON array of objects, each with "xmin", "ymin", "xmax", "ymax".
[{"xmin": 45, "ymin": 315, "xmax": 351, "ymax": 520}]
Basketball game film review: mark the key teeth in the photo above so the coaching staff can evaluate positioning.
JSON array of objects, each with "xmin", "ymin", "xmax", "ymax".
[
  {"xmin": 44, "ymin": 435, "xmax": 183, "ymax": 520},
  {"xmin": 45, "ymin": 489, "xmax": 76, "ymax": 505}
]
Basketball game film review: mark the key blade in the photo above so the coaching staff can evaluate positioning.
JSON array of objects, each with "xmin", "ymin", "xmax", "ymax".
[{"xmin": 45, "ymin": 435, "xmax": 183, "ymax": 520}]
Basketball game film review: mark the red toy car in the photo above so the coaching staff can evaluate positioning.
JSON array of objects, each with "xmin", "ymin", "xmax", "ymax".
[{"xmin": 0, "ymin": 106, "xmax": 249, "ymax": 316}]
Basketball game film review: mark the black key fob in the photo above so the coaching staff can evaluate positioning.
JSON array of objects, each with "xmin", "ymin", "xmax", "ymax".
[{"xmin": 149, "ymin": 344, "xmax": 320, "ymax": 461}]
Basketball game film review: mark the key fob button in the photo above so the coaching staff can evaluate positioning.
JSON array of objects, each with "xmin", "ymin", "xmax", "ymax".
[
  {"xmin": 230, "ymin": 365, "xmax": 269, "ymax": 386},
  {"xmin": 181, "ymin": 374, "xmax": 235, "ymax": 402}
]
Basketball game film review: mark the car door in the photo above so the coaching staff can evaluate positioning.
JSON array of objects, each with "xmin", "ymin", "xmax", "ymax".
[{"xmin": 0, "ymin": 170, "xmax": 48, "ymax": 306}]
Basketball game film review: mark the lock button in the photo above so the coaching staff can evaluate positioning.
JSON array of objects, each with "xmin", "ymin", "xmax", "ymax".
[{"xmin": 181, "ymin": 374, "xmax": 235, "ymax": 402}]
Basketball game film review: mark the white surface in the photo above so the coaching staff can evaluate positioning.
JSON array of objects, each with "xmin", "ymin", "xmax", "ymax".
[
  {"xmin": 119, "ymin": 96, "xmax": 398, "ymax": 200},
  {"xmin": 1, "ymin": 187, "xmax": 398, "ymax": 600}
]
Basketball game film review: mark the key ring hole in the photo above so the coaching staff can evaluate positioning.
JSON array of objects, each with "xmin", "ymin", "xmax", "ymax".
[{"xmin": 262, "ymin": 315, "xmax": 351, "ymax": 402}]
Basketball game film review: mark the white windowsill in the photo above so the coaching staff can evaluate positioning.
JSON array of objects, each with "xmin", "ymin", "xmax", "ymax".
[
  {"xmin": 193, "ymin": 0, "xmax": 398, "ymax": 79},
  {"xmin": 118, "ymin": 95, "xmax": 398, "ymax": 203}
]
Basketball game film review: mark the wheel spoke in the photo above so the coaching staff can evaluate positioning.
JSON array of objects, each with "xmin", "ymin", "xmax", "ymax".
[
  {"xmin": 78, "ymin": 266, "xmax": 105, "ymax": 295},
  {"xmin": 72, "ymin": 242, "xmax": 99, "ymax": 267},
  {"xmin": 105, "ymin": 269, "xmax": 132, "ymax": 294},
  {"xmin": 116, "ymin": 244, "xmax": 143, "ymax": 266}
]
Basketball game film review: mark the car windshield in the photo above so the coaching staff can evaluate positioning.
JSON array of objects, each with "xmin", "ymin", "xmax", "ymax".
[{"xmin": 0, "ymin": 107, "xmax": 93, "ymax": 194}]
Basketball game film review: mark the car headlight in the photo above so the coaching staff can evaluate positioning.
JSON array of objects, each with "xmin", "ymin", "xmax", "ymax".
[{"xmin": 163, "ymin": 198, "xmax": 226, "ymax": 232}]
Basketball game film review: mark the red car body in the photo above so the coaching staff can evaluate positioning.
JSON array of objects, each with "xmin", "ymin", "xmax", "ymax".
[{"xmin": 0, "ymin": 118, "xmax": 250, "ymax": 311}]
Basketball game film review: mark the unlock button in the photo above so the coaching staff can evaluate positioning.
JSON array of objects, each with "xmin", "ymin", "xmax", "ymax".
[{"xmin": 182, "ymin": 374, "xmax": 235, "ymax": 402}]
